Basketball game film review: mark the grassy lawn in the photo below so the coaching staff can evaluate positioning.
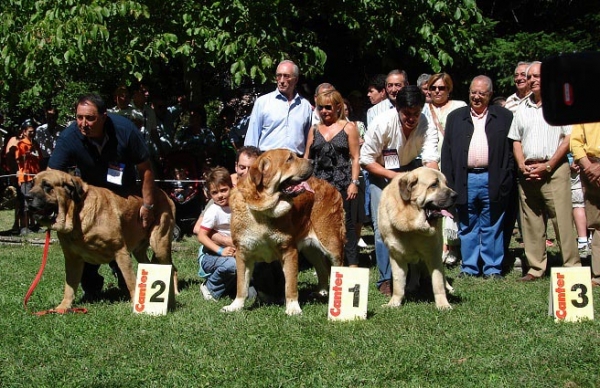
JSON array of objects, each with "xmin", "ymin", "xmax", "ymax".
[{"xmin": 0, "ymin": 209, "xmax": 599, "ymax": 387}]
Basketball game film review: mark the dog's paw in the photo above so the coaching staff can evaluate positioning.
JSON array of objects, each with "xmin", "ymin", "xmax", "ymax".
[
  {"xmin": 384, "ymin": 298, "xmax": 403, "ymax": 308},
  {"xmin": 221, "ymin": 299, "xmax": 245, "ymax": 313},
  {"xmin": 285, "ymin": 301, "xmax": 303, "ymax": 316},
  {"xmin": 436, "ymin": 303, "xmax": 453, "ymax": 311}
]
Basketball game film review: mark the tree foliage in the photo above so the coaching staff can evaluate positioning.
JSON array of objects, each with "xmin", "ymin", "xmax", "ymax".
[{"xmin": 0, "ymin": 0, "xmax": 486, "ymax": 123}]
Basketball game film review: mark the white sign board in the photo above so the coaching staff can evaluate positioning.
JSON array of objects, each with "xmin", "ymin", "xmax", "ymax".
[
  {"xmin": 133, "ymin": 264, "xmax": 174, "ymax": 316},
  {"xmin": 548, "ymin": 267, "xmax": 594, "ymax": 322},
  {"xmin": 327, "ymin": 266, "xmax": 369, "ymax": 321}
]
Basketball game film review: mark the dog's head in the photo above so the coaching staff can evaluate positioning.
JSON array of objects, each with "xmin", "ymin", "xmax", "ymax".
[
  {"xmin": 25, "ymin": 170, "xmax": 88, "ymax": 233},
  {"xmin": 397, "ymin": 167, "xmax": 457, "ymax": 226},
  {"xmin": 236, "ymin": 149, "xmax": 314, "ymax": 214}
]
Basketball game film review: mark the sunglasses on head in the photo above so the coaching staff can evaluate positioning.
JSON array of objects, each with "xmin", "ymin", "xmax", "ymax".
[{"xmin": 429, "ymin": 85, "xmax": 447, "ymax": 92}]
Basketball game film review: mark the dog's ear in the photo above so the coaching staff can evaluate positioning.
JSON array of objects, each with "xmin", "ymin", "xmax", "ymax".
[
  {"xmin": 64, "ymin": 177, "xmax": 87, "ymax": 203},
  {"xmin": 398, "ymin": 172, "xmax": 418, "ymax": 202}
]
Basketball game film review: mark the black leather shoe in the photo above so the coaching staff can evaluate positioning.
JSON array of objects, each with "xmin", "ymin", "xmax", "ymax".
[{"xmin": 457, "ymin": 272, "xmax": 477, "ymax": 278}]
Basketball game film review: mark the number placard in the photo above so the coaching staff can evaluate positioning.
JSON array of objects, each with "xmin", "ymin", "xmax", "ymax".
[
  {"xmin": 327, "ymin": 266, "xmax": 369, "ymax": 321},
  {"xmin": 548, "ymin": 267, "xmax": 594, "ymax": 322},
  {"xmin": 133, "ymin": 264, "xmax": 174, "ymax": 316}
]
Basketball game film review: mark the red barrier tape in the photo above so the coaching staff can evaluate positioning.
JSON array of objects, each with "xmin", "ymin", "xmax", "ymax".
[{"xmin": 23, "ymin": 230, "xmax": 88, "ymax": 315}]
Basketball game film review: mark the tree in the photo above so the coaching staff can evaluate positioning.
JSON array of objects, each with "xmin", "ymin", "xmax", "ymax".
[{"xmin": 0, "ymin": 0, "xmax": 485, "ymax": 123}]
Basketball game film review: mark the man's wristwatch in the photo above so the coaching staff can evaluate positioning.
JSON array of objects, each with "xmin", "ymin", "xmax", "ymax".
[
  {"xmin": 142, "ymin": 203, "xmax": 154, "ymax": 210},
  {"xmin": 545, "ymin": 164, "xmax": 552, "ymax": 173},
  {"xmin": 351, "ymin": 179, "xmax": 361, "ymax": 186}
]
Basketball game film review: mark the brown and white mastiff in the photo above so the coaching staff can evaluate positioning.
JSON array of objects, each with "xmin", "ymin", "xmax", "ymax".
[{"xmin": 222, "ymin": 149, "xmax": 345, "ymax": 315}]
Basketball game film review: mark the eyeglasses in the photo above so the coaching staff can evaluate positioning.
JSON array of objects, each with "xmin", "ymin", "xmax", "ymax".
[
  {"xmin": 469, "ymin": 91, "xmax": 489, "ymax": 97},
  {"xmin": 429, "ymin": 85, "xmax": 447, "ymax": 92},
  {"xmin": 276, "ymin": 73, "xmax": 295, "ymax": 80},
  {"xmin": 76, "ymin": 115, "xmax": 98, "ymax": 121},
  {"xmin": 317, "ymin": 105, "xmax": 333, "ymax": 111}
]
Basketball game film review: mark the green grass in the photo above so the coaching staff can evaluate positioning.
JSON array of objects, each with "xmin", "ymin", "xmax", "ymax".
[{"xmin": 0, "ymin": 210, "xmax": 599, "ymax": 387}]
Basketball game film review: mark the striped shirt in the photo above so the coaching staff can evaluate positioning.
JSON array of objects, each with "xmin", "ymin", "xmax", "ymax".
[
  {"xmin": 504, "ymin": 92, "xmax": 530, "ymax": 114},
  {"xmin": 507, "ymin": 96, "xmax": 571, "ymax": 161},
  {"xmin": 366, "ymin": 99, "xmax": 394, "ymax": 127}
]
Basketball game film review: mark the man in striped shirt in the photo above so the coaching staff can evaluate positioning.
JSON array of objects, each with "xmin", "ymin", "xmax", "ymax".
[
  {"xmin": 508, "ymin": 61, "xmax": 581, "ymax": 282},
  {"xmin": 504, "ymin": 62, "xmax": 531, "ymax": 113}
]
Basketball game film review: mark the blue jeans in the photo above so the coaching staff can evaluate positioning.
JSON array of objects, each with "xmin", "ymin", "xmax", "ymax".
[
  {"xmin": 457, "ymin": 172, "xmax": 505, "ymax": 276},
  {"xmin": 369, "ymin": 176, "xmax": 391, "ymax": 286},
  {"xmin": 362, "ymin": 169, "xmax": 371, "ymax": 219},
  {"xmin": 198, "ymin": 252, "xmax": 237, "ymax": 299}
]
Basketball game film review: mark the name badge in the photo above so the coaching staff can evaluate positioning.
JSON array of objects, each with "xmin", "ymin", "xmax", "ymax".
[
  {"xmin": 382, "ymin": 149, "xmax": 400, "ymax": 170},
  {"xmin": 107, "ymin": 163, "xmax": 125, "ymax": 186}
]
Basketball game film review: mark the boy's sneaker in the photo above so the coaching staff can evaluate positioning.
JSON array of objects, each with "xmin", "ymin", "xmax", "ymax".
[
  {"xmin": 200, "ymin": 283, "xmax": 215, "ymax": 301},
  {"xmin": 578, "ymin": 244, "xmax": 590, "ymax": 259}
]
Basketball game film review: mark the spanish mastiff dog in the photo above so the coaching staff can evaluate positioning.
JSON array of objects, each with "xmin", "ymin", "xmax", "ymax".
[
  {"xmin": 25, "ymin": 169, "xmax": 178, "ymax": 311},
  {"xmin": 222, "ymin": 149, "xmax": 345, "ymax": 316},
  {"xmin": 379, "ymin": 167, "xmax": 457, "ymax": 310}
]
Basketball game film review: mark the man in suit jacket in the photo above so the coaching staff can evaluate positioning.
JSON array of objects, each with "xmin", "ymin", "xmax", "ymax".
[{"xmin": 441, "ymin": 75, "xmax": 514, "ymax": 278}]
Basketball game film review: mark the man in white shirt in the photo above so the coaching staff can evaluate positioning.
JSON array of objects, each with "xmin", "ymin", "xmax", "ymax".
[
  {"xmin": 504, "ymin": 62, "xmax": 531, "ymax": 113},
  {"xmin": 366, "ymin": 69, "xmax": 409, "ymax": 126},
  {"xmin": 508, "ymin": 61, "xmax": 580, "ymax": 281},
  {"xmin": 360, "ymin": 85, "xmax": 438, "ymax": 295}
]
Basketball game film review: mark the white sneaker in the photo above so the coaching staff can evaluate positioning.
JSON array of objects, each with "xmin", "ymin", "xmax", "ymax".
[
  {"xmin": 357, "ymin": 238, "xmax": 368, "ymax": 248},
  {"xmin": 200, "ymin": 283, "xmax": 215, "ymax": 301},
  {"xmin": 443, "ymin": 251, "xmax": 458, "ymax": 266}
]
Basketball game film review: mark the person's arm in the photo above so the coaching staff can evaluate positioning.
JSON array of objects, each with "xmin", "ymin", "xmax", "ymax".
[
  {"xmin": 360, "ymin": 117, "xmax": 398, "ymax": 180},
  {"xmin": 420, "ymin": 113, "xmax": 440, "ymax": 170},
  {"xmin": 197, "ymin": 227, "xmax": 235, "ymax": 257},
  {"xmin": 137, "ymin": 160, "xmax": 155, "ymax": 228},
  {"xmin": 346, "ymin": 121, "xmax": 360, "ymax": 200},
  {"xmin": 303, "ymin": 125, "xmax": 316, "ymax": 160},
  {"xmin": 193, "ymin": 211, "xmax": 235, "ymax": 247}
]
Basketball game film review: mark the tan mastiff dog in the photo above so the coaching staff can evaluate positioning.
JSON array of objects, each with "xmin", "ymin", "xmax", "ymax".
[
  {"xmin": 26, "ymin": 169, "xmax": 177, "ymax": 311},
  {"xmin": 222, "ymin": 149, "xmax": 345, "ymax": 315},
  {"xmin": 378, "ymin": 167, "xmax": 457, "ymax": 310}
]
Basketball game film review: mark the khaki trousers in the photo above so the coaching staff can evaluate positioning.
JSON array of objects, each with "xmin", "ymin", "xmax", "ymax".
[
  {"xmin": 580, "ymin": 173, "xmax": 600, "ymax": 280},
  {"xmin": 518, "ymin": 161, "xmax": 580, "ymax": 277}
]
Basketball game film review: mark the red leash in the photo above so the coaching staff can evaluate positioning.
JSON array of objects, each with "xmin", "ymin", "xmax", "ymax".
[{"xmin": 23, "ymin": 230, "xmax": 87, "ymax": 315}]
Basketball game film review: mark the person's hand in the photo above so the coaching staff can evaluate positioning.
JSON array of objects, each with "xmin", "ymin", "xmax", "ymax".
[
  {"xmin": 139, "ymin": 206, "xmax": 154, "ymax": 228},
  {"xmin": 221, "ymin": 246, "xmax": 236, "ymax": 257},
  {"xmin": 347, "ymin": 183, "xmax": 358, "ymax": 200},
  {"xmin": 523, "ymin": 163, "xmax": 545, "ymax": 181},
  {"xmin": 583, "ymin": 163, "xmax": 600, "ymax": 187}
]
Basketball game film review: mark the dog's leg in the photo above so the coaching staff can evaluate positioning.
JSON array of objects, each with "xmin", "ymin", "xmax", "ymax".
[
  {"xmin": 282, "ymin": 249, "xmax": 302, "ymax": 316},
  {"xmin": 222, "ymin": 255, "xmax": 253, "ymax": 313},
  {"xmin": 429, "ymin": 265, "xmax": 452, "ymax": 310},
  {"xmin": 302, "ymin": 246, "xmax": 331, "ymax": 297},
  {"xmin": 114, "ymin": 251, "xmax": 137, "ymax": 301},
  {"xmin": 148, "ymin": 226, "xmax": 179, "ymax": 295},
  {"xmin": 56, "ymin": 255, "xmax": 84, "ymax": 311},
  {"xmin": 386, "ymin": 256, "xmax": 407, "ymax": 308}
]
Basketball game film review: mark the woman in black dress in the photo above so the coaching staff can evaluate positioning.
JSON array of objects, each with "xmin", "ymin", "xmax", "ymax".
[{"xmin": 304, "ymin": 90, "xmax": 361, "ymax": 267}]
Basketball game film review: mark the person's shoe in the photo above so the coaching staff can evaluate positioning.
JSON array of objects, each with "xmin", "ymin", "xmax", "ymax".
[
  {"xmin": 19, "ymin": 228, "xmax": 33, "ymax": 236},
  {"xmin": 518, "ymin": 273, "xmax": 540, "ymax": 282},
  {"xmin": 443, "ymin": 251, "xmax": 459, "ymax": 266},
  {"xmin": 484, "ymin": 273, "xmax": 504, "ymax": 280},
  {"xmin": 578, "ymin": 244, "xmax": 590, "ymax": 259},
  {"xmin": 200, "ymin": 283, "xmax": 215, "ymax": 301},
  {"xmin": 457, "ymin": 272, "xmax": 477, "ymax": 279},
  {"xmin": 378, "ymin": 280, "xmax": 392, "ymax": 297},
  {"xmin": 357, "ymin": 238, "xmax": 368, "ymax": 248},
  {"xmin": 513, "ymin": 257, "xmax": 522, "ymax": 268}
]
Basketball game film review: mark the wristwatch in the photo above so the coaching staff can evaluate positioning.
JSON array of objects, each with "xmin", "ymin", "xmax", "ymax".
[
  {"xmin": 545, "ymin": 164, "xmax": 552, "ymax": 173},
  {"xmin": 142, "ymin": 203, "xmax": 154, "ymax": 210},
  {"xmin": 351, "ymin": 179, "xmax": 361, "ymax": 186}
]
